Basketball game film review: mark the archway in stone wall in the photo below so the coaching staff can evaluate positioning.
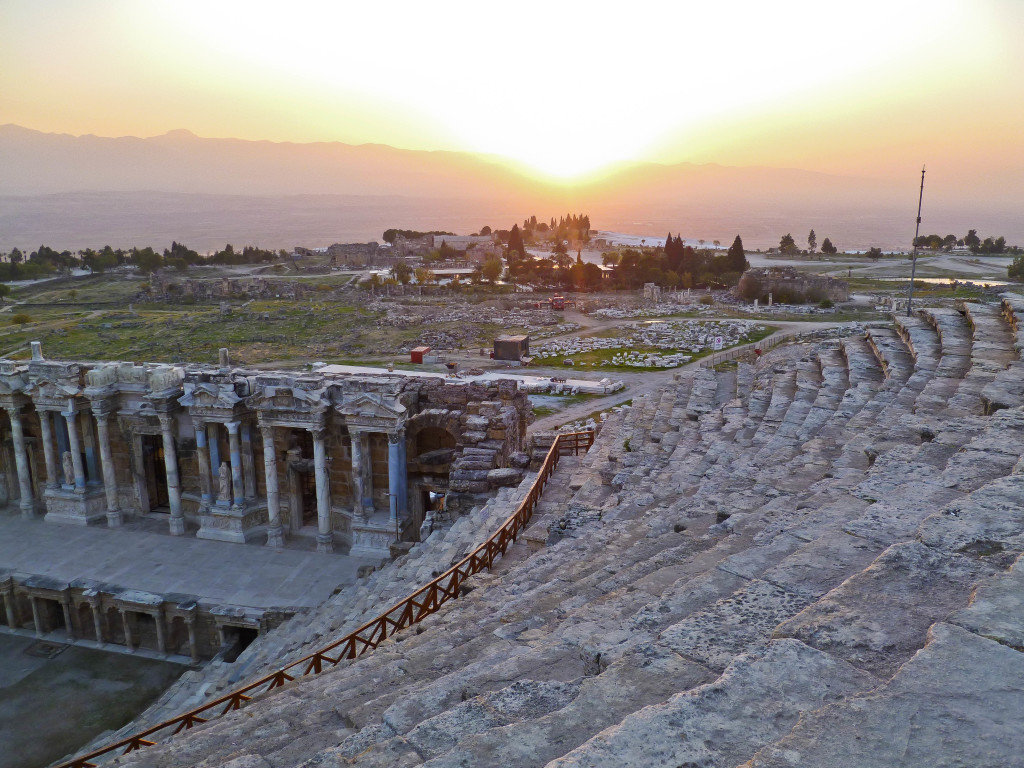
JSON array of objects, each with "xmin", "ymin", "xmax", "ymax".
[
  {"xmin": 168, "ymin": 616, "xmax": 189, "ymax": 656},
  {"xmin": 415, "ymin": 426, "xmax": 456, "ymax": 455},
  {"xmin": 77, "ymin": 603, "xmax": 95, "ymax": 640},
  {"xmin": 406, "ymin": 416, "xmax": 460, "ymax": 538},
  {"xmin": 104, "ymin": 606, "xmax": 125, "ymax": 645}
]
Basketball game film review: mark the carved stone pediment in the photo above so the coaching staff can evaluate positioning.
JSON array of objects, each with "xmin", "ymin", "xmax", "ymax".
[
  {"xmin": 180, "ymin": 381, "xmax": 243, "ymax": 411},
  {"xmin": 337, "ymin": 393, "xmax": 405, "ymax": 430},
  {"xmin": 248, "ymin": 384, "xmax": 328, "ymax": 413},
  {"xmin": 26, "ymin": 377, "xmax": 84, "ymax": 409}
]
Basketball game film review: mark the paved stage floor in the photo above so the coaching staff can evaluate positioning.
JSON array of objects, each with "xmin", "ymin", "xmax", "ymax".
[{"xmin": 0, "ymin": 514, "xmax": 381, "ymax": 609}]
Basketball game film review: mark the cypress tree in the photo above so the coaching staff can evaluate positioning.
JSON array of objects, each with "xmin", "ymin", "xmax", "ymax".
[{"xmin": 727, "ymin": 235, "xmax": 748, "ymax": 272}]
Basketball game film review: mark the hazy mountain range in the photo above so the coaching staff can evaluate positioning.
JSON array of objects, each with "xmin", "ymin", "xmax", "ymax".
[{"xmin": 2, "ymin": 124, "xmax": 1021, "ymax": 252}]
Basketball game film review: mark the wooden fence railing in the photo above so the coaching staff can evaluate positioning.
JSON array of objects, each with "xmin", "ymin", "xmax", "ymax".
[
  {"xmin": 56, "ymin": 429, "xmax": 595, "ymax": 768},
  {"xmin": 699, "ymin": 331, "xmax": 797, "ymax": 369}
]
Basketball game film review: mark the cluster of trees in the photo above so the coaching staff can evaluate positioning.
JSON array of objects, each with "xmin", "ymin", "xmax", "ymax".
[
  {"xmin": 913, "ymin": 229, "xmax": 1018, "ymax": 254},
  {"xmin": 1, "ymin": 240, "xmax": 288, "ymax": 280},
  {"xmin": 778, "ymin": 231, "xmax": 836, "ymax": 255},
  {"xmin": 0, "ymin": 245, "xmax": 76, "ymax": 280},
  {"xmin": 503, "ymin": 234, "xmax": 750, "ymax": 292},
  {"xmin": 502, "ymin": 213, "xmax": 593, "ymax": 261},
  {"xmin": 381, "ymin": 229, "xmax": 454, "ymax": 245}
]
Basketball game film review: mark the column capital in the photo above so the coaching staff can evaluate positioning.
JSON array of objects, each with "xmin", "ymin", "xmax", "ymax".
[
  {"xmin": 225, "ymin": 420, "xmax": 241, "ymax": 435},
  {"xmin": 157, "ymin": 413, "xmax": 174, "ymax": 431},
  {"xmin": 308, "ymin": 425, "xmax": 328, "ymax": 441},
  {"xmin": 5, "ymin": 404, "xmax": 22, "ymax": 417},
  {"xmin": 388, "ymin": 430, "xmax": 405, "ymax": 445}
]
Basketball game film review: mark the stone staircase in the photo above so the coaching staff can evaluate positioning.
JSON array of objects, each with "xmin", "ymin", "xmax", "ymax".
[{"xmin": 72, "ymin": 307, "xmax": 1024, "ymax": 768}]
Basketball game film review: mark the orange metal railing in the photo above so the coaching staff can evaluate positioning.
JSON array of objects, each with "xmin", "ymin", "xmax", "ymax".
[{"xmin": 57, "ymin": 429, "xmax": 595, "ymax": 768}]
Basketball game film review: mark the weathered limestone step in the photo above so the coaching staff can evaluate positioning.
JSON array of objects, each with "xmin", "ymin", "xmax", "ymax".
[
  {"xmin": 949, "ymin": 550, "xmax": 1024, "ymax": 648},
  {"xmin": 892, "ymin": 312, "xmax": 940, "ymax": 371},
  {"xmin": 840, "ymin": 334, "xmax": 886, "ymax": 387},
  {"xmin": 684, "ymin": 368, "xmax": 718, "ymax": 420},
  {"xmin": 981, "ymin": 360, "xmax": 1024, "ymax": 413},
  {"xmin": 735, "ymin": 361, "xmax": 755, "ymax": 400},
  {"xmin": 864, "ymin": 325, "xmax": 915, "ymax": 382},
  {"xmin": 744, "ymin": 623, "xmax": 1024, "ymax": 768},
  {"xmin": 713, "ymin": 366, "xmax": 737, "ymax": 407},
  {"xmin": 773, "ymin": 540, "xmax": 995, "ymax": 678},
  {"xmin": 1000, "ymin": 291, "xmax": 1024, "ymax": 355},
  {"xmin": 547, "ymin": 639, "xmax": 878, "ymax": 768},
  {"xmin": 917, "ymin": 306, "xmax": 972, "ymax": 378},
  {"xmin": 658, "ymin": 578, "xmax": 814, "ymax": 673},
  {"xmin": 960, "ymin": 301, "xmax": 1017, "ymax": 367}
]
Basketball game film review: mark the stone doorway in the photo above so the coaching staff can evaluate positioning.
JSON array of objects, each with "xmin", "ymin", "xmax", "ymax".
[
  {"xmin": 299, "ymin": 467, "xmax": 317, "ymax": 526},
  {"xmin": 77, "ymin": 603, "xmax": 96, "ymax": 639},
  {"xmin": 141, "ymin": 434, "xmax": 169, "ymax": 511}
]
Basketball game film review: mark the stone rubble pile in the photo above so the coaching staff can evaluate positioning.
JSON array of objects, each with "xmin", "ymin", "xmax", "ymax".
[
  {"xmin": 370, "ymin": 300, "xmax": 580, "ymax": 341},
  {"xmin": 533, "ymin": 320, "xmax": 764, "ymax": 368},
  {"xmin": 95, "ymin": 294, "xmax": 1024, "ymax": 768},
  {"xmin": 590, "ymin": 302, "xmax": 717, "ymax": 319}
]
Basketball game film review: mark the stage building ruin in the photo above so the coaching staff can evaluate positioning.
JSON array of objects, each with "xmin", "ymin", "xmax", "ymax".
[{"xmin": 0, "ymin": 344, "xmax": 531, "ymax": 560}]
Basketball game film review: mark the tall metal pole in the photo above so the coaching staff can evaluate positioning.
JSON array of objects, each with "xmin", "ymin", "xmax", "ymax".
[{"xmin": 907, "ymin": 165, "xmax": 926, "ymax": 316}]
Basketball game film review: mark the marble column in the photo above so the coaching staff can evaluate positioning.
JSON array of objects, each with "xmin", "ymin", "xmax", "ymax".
[
  {"xmin": 154, "ymin": 612, "xmax": 167, "ymax": 655},
  {"xmin": 121, "ymin": 610, "xmax": 134, "ymax": 651},
  {"xmin": 82, "ymin": 415, "xmax": 100, "ymax": 485},
  {"xmin": 194, "ymin": 421, "xmax": 212, "ymax": 507},
  {"xmin": 241, "ymin": 422, "xmax": 257, "ymax": 500},
  {"xmin": 207, "ymin": 423, "xmax": 221, "ymax": 501},
  {"xmin": 388, "ymin": 431, "xmax": 404, "ymax": 524},
  {"xmin": 63, "ymin": 410, "xmax": 87, "ymax": 492},
  {"xmin": 6, "ymin": 407, "xmax": 35, "ymax": 517},
  {"xmin": 226, "ymin": 421, "xmax": 244, "ymax": 508},
  {"xmin": 60, "ymin": 598, "xmax": 75, "ymax": 639},
  {"xmin": 3, "ymin": 590, "xmax": 19, "ymax": 629},
  {"xmin": 311, "ymin": 427, "xmax": 333, "ymax": 553},
  {"xmin": 398, "ymin": 436, "xmax": 408, "ymax": 518},
  {"xmin": 350, "ymin": 429, "xmax": 366, "ymax": 521},
  {"xmin": 186, "ymin": 619, "xmax": 199, "ymax": 664},
  {"xmin": 95, "ymin": 411, "xmax": 122, "ymax": 527},
  {"xmin": 158, "ymin": 414, "xmax": 185, "ymax": 535},
  {"xmin": 37, "ymin": 410, "xmax": 59, "ymax": 491},
  {"xmin": 29, "ymin": 596, "xmax": 43, "ymax": 636},
  {"xmin": 261, "ymin": 425, "xmax": 284, "ymax": 547},
  {"xmin": 90, "ymin": 602, "xmax": 104, "ymax": 643}
]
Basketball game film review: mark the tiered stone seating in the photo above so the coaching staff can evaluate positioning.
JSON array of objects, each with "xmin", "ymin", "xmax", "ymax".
[
  {"xmin": 981, "ymin": 292, "xmax": 1024, "ymax": 413},
  {"xmin": 89, "ymin": 311, "xmax": 1024, "ymax": 768}
]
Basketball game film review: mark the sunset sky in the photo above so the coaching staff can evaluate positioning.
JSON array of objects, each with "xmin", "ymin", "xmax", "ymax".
[{"xmin": 2, "ymin": 1, "xmax": 1022, "ymax": 184}]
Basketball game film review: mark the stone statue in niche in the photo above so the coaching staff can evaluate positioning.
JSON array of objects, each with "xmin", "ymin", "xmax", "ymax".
[
  {"xmin": 218, "ymin": 461, "xmax": 231, "ymax": 502},
  {"xmin": 62, "ymin": 451, "xmax": 75, "ymax": 486}
]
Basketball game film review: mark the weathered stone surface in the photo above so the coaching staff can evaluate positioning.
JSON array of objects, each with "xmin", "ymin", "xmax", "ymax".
[
  {"xmin": 774, "ymin": 541, "xmax": 994, "ymax": 677},
  {"xmin": 917, "ymin": 473, "xmax": 1024, "ymax": 565},
  {"xmin": 745, "ymin": 624, "xmax": 1024, "ymax": 768},
  {"xmin": 659, "ymin": 579, "xmax": 813, "ymax": 672},
  {"xmin": 949, "ymin": 552, "xmax": 1024, "ymax": 650},
  {"xmin": 550, "ymin": 640, "xmax": 877, "ymax": 768}
]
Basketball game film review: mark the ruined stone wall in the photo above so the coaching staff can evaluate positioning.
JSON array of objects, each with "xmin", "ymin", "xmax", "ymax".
[{"xmin": 739, "ymin": 266, "xmax": 849, "ymax": 302}]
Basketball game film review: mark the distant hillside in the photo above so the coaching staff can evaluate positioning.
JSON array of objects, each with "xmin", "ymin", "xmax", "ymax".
[{"xmin": 1, "ymin": 125, "xmax": 1021, "ymax": 251}]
